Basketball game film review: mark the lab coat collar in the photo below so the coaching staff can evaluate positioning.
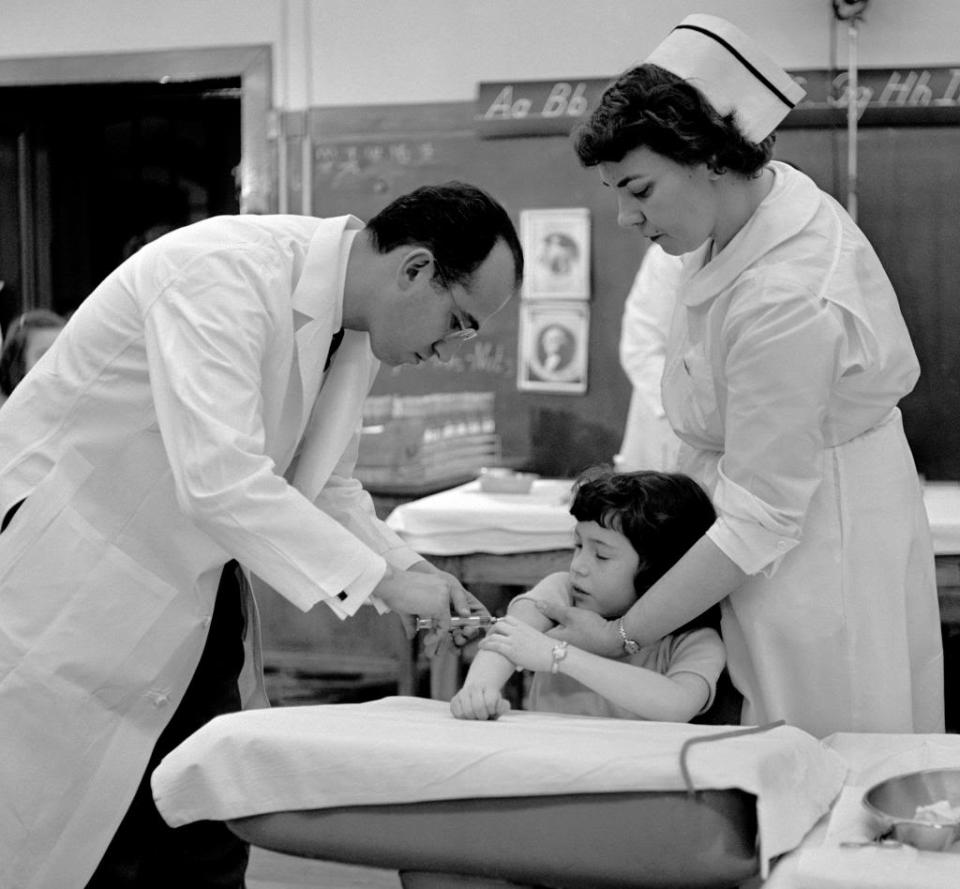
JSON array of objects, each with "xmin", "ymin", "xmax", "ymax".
[
  {"xmin": 682, "ymin": 162, "xmax": 821, "ymax": 306},
  {"xmin": 291, "ymin": 215, "xmax": 363, "ymax": 432},
  {"xmin": 290, "ymin": 214, "xmax": 363, "ymax": 328}
]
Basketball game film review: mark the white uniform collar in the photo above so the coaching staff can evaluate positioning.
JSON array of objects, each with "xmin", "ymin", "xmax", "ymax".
[{"xmin": 681, "ymin": 163, "xmax": 821, "ymax": 306}]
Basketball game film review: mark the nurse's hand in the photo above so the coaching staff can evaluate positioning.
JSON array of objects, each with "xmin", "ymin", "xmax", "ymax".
[
  {"xmin": 536, "ymin": 599, "xmax": 622, "ymax": 658},
  {"xmin": 450, "ymin": 682, "xmax": 511, "ymax": 720}
]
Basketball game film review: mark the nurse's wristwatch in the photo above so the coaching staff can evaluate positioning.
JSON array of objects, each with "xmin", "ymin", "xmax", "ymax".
[{"xmin": 618, "ymin": 618, "xmax": 641, "ymax": 656}]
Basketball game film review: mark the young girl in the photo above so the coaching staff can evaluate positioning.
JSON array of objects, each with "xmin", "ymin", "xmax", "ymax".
[{"xmin": 450, "ymin": 468, "xmax": 725, "ymax": 722}]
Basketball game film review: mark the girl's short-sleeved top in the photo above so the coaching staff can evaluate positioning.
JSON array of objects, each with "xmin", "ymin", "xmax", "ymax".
[{"xmin": 514, "ymin": 573, "xmax": 726, "ymax": 720}]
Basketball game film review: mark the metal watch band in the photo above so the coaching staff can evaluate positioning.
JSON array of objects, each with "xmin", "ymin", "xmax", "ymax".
[{"xmin": 618, "ymin": 617, "xmax": 640, "ymax": 655}]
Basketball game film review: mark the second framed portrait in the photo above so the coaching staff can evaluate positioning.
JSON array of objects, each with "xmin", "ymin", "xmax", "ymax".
[
  {"xmin": 517, "ymin": 301, "xmax": 590, "ymax": 395},
  {"xmin": 520, "ymin": 207, "xmax": 591, "ymax": 300}
]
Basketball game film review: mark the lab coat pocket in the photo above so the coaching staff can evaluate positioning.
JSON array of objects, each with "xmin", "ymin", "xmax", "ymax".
[
  {"xmin": 0, "ymin": 456, "xmax": 178, "ymax": 697},
  {"xmin": 0, "ymin": 448, "xmax": 94, "ymax": 575}
]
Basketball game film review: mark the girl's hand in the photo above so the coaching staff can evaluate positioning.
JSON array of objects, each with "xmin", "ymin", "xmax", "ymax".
[
  {"xmin": 450, "ymin": 683, "xmax": 511, "ymax": 720},
  {"xmin": 535, "ymin": 599, "xmax": 623, "ymax": 658},
  {"xmin": 478, "ymin": 616, "xmax": 557, "ymax": 672}
]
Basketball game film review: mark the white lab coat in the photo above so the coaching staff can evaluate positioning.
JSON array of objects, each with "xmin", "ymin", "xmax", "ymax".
[
  {"xmin": 616, "ymin": 244, "xmax": 684, "ymax": 471},
  {"xmin": 0, "ymin": 214, "xmax": 421, "ymax": 889},
  {"xmin": 662, "ymin": 162, "xmax": 944, "ymax": 737}
]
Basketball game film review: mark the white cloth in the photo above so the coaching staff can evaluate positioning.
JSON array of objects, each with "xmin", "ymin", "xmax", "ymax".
[
  {"xmin": 616, "ymin": 244, "xmax": 684, "ymax": 472},
  {"xmin": 385, "ymin": 477, "xmax": 576, "ymax": 554},
  {"xmin": 662, "ymin": 161, "xmax": 943, "ymax": 737},
  {"xmin": 923, "ymin": 482, "xmax": 960, "ymax": 555},
  {"xmin": 765, "ymin": 732, "xmax": 960, "ymax": 889},
  {"xmin": 151, "ymin": 695, "xmax": 846, "ymax": 878},
  {"xmin": 0, "ymin": 215, "xmax": 421, "ymax": 889}
]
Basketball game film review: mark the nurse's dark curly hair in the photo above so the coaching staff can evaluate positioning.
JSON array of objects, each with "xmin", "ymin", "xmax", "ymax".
[
  {"xmin": 573, "ymin": 64, "xmax": 773, "ymax": 176},
  {"xmin": 570, "ymin": 466, "xmax": 720, "ymax": 633},
  {"xmin": 367, "ymin": 180, "xmax": 524, "ymax": 291}
]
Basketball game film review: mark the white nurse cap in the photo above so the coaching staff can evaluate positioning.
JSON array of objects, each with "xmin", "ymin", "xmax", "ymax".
[{"xmin": 645, "ymin": 14, "xmax": 806, "ymax": 143}]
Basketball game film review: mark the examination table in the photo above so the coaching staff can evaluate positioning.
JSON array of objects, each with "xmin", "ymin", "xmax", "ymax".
[{"xmin": 151, "ymin": 697, "xmax": 845, "ymax": 889}]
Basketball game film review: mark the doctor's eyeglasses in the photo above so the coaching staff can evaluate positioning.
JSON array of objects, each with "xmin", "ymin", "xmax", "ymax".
[{"xmin": 442, "ymin": 287, "xmax": 479, "ymax": 344}]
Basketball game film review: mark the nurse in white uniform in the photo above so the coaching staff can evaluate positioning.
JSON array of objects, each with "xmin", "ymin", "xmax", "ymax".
[{"xmin": 544, "ymin": 14, "xmax": 944, "ymax": 737}]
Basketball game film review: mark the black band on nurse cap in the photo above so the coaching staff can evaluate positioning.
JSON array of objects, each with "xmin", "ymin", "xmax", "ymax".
[{"xmin": 673, "ymin": 23, "xmax": 799, "ymax": 110}]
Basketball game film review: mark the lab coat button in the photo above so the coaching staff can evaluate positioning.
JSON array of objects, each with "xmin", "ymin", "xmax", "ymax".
[
  {"xmin": 776, "ymin": 540, "xmax": 788, "ymax": 551},
  {"xmin": 152, "ymin": 693, "xmax": 170, "ymax": 708}
]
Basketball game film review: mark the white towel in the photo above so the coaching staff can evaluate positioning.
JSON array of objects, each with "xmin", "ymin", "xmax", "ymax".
[
  {"xmin": 766, "ymin": 732, "xmax": 960, "ymax": 888},
  {"xmin": 384, "ymin": 479, "xmax": 576, "ymax": 554}
]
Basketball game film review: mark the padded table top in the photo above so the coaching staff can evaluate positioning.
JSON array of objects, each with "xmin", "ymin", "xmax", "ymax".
[{"xmin": 152, "ymin": 696, "xmax": 845, "ymax": 877}]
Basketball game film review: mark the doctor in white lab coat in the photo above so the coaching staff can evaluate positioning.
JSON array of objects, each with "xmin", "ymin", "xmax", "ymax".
[{"xmin": 0, "ymin": 182, "xmax": 523, "ymax": 889}]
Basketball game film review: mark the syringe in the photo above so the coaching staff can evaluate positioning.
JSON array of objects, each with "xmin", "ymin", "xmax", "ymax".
[{"xmin": 415, "ymin": 614, "xmax": 498, "ymax": 631}]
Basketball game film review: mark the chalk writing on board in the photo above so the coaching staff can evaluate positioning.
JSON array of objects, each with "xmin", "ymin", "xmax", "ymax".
[
  {"xmin": 314, "ymin": 141, "xmax": 438, "ymax": 182},
  {"xmin": 386, "ymin": 340, "xmax": 514, "ymax": 379},
  {"xmin": 475, "ymin": 67, "xmax": 960, "ymax": 137}
]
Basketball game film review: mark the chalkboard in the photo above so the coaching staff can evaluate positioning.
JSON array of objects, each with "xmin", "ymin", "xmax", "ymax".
[
  {"xmin": 304, "ymin": 102, "xmax": 960, "ymax": 480},
  {"xmin": 305, "ymin": 103, "xmax": 638, "ymax": 477}
]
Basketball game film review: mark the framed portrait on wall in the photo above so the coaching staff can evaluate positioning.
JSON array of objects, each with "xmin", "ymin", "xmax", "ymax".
[
  {"xmin": 517, "ymin": 300, "xmax": 590, "ymax": 394},
  {"xmin": 520, "ymin": 207, "xmax": 591, "ymax": 300}
]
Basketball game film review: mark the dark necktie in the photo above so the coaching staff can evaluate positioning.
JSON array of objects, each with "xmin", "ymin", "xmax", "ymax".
[{"xmin": 324, "ymin": 328, "xmax": 345, "ymax": 372}]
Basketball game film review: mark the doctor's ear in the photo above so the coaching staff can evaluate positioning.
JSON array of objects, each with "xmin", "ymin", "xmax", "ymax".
[{"xmin": 397, "ymin": 247, "xmax": 436, "ymax": 290}]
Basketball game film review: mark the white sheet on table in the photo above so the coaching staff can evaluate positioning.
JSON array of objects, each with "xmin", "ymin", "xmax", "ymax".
[
  {"xmin": 384, "ymin": 479, "xmax": 576, "ymax": 554},
  {"xmin": 923, "ymin": 482, "xmax": 960, "ymax": 556},
  {"xmin": 765, "ymin": 733, "xmax": 960, "ymax": 889},
  {"xmin": 151, "ymin": 696, "xmax": 844, "ymax": 877}
]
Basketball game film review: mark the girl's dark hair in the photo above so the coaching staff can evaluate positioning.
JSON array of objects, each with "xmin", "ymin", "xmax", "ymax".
[
  {"xmin": 0, "ymin": 309, "xmax": 66, "ymax": 396},
  {"xmin": 366, "ymin": 180, "xmax": 524, "ymax": 290},
  {"xmin": 570, "ymin": 466, "xmax": 720, "ymax": 634},
  {"xmin": 573, "ymin": 64, "xmax": 774, "ymax": 176}
]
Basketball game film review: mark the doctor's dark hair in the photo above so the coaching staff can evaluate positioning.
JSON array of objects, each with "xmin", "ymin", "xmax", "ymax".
[
  {"xmin": 573, "ymin": 64, "xmax": 773, "ymax": 176},
  {"xmin": 570, "ymin": 466, "xmax": 720, "ymax": 632},
  {"xmin": 0, "ymin": 309, "xmax": 66, "ymax": 396},
  {"xmin": 366, "ymin": 181, "xmax": 524, "ymax": 290}
]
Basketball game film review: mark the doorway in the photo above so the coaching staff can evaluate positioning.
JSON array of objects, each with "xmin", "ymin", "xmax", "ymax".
[{"xmin": 0, "ymin": 46, "xmax": 272, "ymax": 334}]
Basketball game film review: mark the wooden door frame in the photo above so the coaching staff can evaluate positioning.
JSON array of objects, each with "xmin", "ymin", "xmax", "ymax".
[{"xmin": 0, "ymin": 45, "xmax": 274, "ymax": 215}]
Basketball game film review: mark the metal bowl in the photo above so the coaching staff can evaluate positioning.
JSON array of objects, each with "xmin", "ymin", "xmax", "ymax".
[{"xmin": 863, "ymin": 768, "xmax": 960, "ymax": 852}]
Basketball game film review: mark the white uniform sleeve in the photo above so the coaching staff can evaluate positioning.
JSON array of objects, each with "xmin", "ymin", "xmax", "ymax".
[
  {"xmin": 142, "ymin": 248, "xmax": 388, "ymax": 618},
  {"xmin": 707, "ymin": 272, "xmax": 845, "ymax": 575},
  {"xmin": 309, "ymin": 426, "xmax": 424, "ymax": 614}
]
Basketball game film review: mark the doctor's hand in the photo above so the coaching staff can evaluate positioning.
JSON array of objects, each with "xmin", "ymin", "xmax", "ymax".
[
  {"xmin": 373, "ymin": 565, "xmax": 487, "ymax": 643},
  {"xmin": 535, "ymin": 599, "xmax": 622, "ymax": 658}
]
